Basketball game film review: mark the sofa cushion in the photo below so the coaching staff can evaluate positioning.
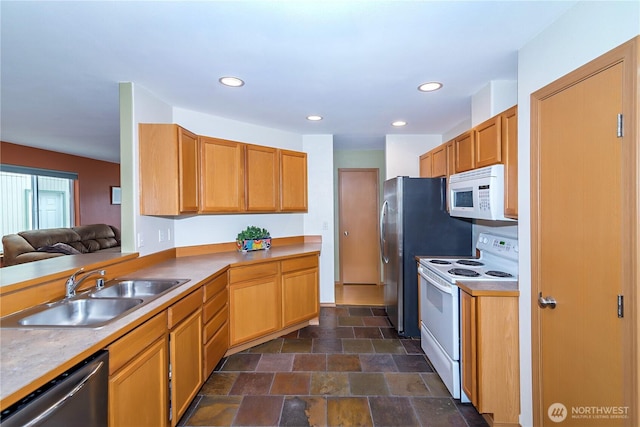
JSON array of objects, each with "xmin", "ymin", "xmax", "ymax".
[
  {"xmin": 36, "ymin": 242, "xmax": 82, "ymax": 255},
  {"xmin": 19, "ymin": 228, "xmax": 87, "ymax": 253},
  {"xmin": 72, "ymin": 224, "xmax": 120, "ymax": 252}
]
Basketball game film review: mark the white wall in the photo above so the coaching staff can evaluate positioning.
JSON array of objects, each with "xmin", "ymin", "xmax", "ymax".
[
  {"xmin": 517, "ymin": 2, "xmax": 639, "ymax": 426},
  {"xmin": 471, "ymin": 80, "xmax": 517, "ymax": 127},
  {"xmin": 384, "ymin": 134, "xmax": 441, "ymax": 179},
  {"xmin": 303, "ymin": 135, "xmax": 335, "ymax": 304}
]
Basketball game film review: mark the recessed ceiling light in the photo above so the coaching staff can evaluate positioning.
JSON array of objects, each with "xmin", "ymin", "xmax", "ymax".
[
  {"xmin": 392, "ymin": 120, "xmax": 407, "ymax": 127},
  {"xmin": 219, "ymin": 76, "xmax": 245, "ymax": 87},
  {"xmin": 307, "ymin": 115, "xmax": 323, "ymax": 121},
  {"xmin": 418, "ymin": 82, "xmax": 443, "ymax": 92}
]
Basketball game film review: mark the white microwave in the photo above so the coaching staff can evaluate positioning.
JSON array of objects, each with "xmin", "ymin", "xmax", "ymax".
[{"xmin": 448, "ymin": 164, "xmax": 514, "ymax": 221}]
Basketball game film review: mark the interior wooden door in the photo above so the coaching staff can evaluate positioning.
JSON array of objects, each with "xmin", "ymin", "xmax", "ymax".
[
  {"xmin": 338, "ymin": 168, "xmax": 380, "ymax": 284},
  {"xmin": 531, "ymin": 40, "xmax": 637, "ymax": 427}
]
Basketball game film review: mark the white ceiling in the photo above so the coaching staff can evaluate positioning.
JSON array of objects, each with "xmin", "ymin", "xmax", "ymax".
[{"xmin": 1, "ymin": 1, "xmax": 578, "ymax": 163}]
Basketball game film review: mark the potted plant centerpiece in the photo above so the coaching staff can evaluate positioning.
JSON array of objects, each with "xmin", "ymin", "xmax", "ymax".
[{"xmin": 236, "ymin": 226, "xmax": 271, "ymax": 252}]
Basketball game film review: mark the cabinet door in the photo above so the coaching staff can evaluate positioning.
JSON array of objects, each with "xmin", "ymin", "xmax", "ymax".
[
  {"xmin": 460, "ymin": 290, "xmax": 477, "ymax": 407},
  {"xmin": 474, "ymin": 116, "xmax": 502, "ymax": 168},
  {"xmin": 445, "ymin": 140, "xmax": 455, "ymax": 177},
  {"xmin": 419, "ymin": 152, "xmax": 432, "ymax": 177},
  {"xmin": 109, "ymin": 337, "xmax": 169, "ymax": 427},
  {"xmin": 282, "ymin": 268, "xmax": 318, "ymax": 327},
  {"xmin": 454, "ymin": 131, "xmax": 475, "ymax": 173},
  {"xmin": 199, "ymin": 137, "xmax": 245, "ymax": 212},
  {"xmin": 140, "ymin": 123, "xmax": 197, "ymax": 215},
  {"xmin": 431, "ymin": 145, "xmax": 447, "ymax": 177},
  {"xmin": 178, "ymin": 127, "xmax": 199, "ymax": 213},
  {"xmin": 502, "ymin": 106, "xmax": 518, "ymax": 219},
  {"xmin": 170, "ymin": 309, "xmax": 203, "ymax": 426},
  {"xmin": 279, "ymin": 149, "xmax": 308, "ymax": 212},
  {"xmin": 245, "ymin": 145, "xmax": 279, "ymax": 211},
  {"xmin": 229, "ymin": 276, "xmax": 281, "ymax": 346}
]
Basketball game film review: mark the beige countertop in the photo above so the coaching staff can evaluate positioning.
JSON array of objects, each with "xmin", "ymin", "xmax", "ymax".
[
  {"xmin": 456, "ymin": 280, "xmax": 519, "ymax": 297},
  {"xmin": 0, "ymin": 243, "xmax": 321, "ymax": 409}
]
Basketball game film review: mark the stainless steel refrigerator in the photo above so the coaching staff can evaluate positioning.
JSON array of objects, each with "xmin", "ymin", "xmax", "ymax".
[{"xmin": 380, "ymin": 177, "xmax": 473, "ymax": 337}]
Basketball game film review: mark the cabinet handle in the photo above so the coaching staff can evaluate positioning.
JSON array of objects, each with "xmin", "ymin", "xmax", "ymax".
[{"xmin": 343, "ymin": 231, "xmax": 349, "ymax": 236}]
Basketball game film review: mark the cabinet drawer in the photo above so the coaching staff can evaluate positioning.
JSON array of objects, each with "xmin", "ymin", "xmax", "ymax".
[
  {"xmin": 204, "ymin": 323, "xmax": 229, "ymax": 378},
  {"xmin": 168, "ymin": 288, "xmax": 202, "ymax": 329},
  {"xmin": 203, "ymin": 273, "xmax": 227, "ymax": 301},
  {"xmin": 204, "ymin": 306, "xmax": 228, "ymax": 342},
  {"xmin": 203, "ymin": 288, "xmax": 227, "ymax": 324},
  {"xmin": 229, "ymin": 262, "xmax": 278, "ymax": 284},
  {"xmin": 281, "ymin": 255, "xmax": 318, "ymax": 273},
  {"xmin": 109, "ymin": 311, "xmax": 168, "ymax": 374}
]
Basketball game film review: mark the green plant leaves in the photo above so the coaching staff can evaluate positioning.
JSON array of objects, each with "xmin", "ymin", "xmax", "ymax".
[{"xmin": 236, "ymin": 226, "xmax": 270, "ymax": 241}]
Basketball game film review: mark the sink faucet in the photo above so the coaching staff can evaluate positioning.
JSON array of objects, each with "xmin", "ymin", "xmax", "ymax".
[{"xmin": 65, "ymin": 268, "xmax": 106, "ymax": 298}]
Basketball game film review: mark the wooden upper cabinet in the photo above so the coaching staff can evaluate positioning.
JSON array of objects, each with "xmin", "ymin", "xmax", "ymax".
[
  {"xmin": 502, "ymin": 105, "xmax": 518, "ymax": 219},
  {"xmin": 245, "ymin": 144, "xmax": 279, "ymax": 212},
  {"xmin": 455, "ymin": 130, "xmax": 475, "ymax": 173},
  {"xmin": 431, "ymin": 145, "xmax": 447, "ymax": 178},
  {"xmin": 419, "ymin": 152, "xmax": 432, "ymax": 177},
  {"xmin": 445, "ymin": 140, "xmax": 455, "ymax": 177},
  {"xmin": 140, "ymin": 123, "xmax": 199, "ymax": 215},
  {"xmin": 475, "ymin": 115, "xmax": 502, "ymax": 168},
  {"xmin": 199, "ymin": 136, "xmax": 245, "ymax": 212},
  {"xmin": 279, "ymin": 149, "xmax": 308, "ymax": 212}
]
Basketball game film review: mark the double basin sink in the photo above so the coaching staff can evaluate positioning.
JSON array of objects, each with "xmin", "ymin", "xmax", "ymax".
[{"xmin": 1, "ymin": 279, "xmax": 189, "ymax": 328}]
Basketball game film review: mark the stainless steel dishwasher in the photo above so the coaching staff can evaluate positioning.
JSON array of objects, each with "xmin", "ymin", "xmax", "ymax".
[{"xmin": 0, "ymin": 350, "xmax": 108, "ymax": 427}]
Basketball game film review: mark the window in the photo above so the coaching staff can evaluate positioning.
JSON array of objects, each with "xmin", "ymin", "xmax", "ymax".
[{"xmin": 0, "ymin": 165, "xmax": 77, "ymax": 237}]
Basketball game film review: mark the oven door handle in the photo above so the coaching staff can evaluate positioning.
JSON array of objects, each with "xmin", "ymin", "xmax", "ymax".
[{"xmin": 419, "ymin": 267, "xmax": 454, "ymax": 295}]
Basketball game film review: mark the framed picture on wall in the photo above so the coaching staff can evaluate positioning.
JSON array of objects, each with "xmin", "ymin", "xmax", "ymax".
[{"xmin": 111, "ymin": 186, "xmax": 121, "ymax": 205}]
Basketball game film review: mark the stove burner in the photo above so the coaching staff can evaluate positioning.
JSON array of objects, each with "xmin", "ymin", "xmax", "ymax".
[
  {"xmin": 457, "ymin": 259, "xmax": 484, "ymax": 267},
  {"xmin": 485, "ymin": 270, "xmax": 514, "ymax": 278},
  {"xmin": 429, "ymin": 260, "xmax": 451, "ymax": 265},
  {"xmin": 448, "ymin": 268, "xmax": 481, "ymax": 277}
]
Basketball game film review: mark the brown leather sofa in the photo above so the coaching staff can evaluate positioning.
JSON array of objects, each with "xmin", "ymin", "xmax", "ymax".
[{"xmin": 2, "ymin": 224, "xmax": 121, "ymax": 267}]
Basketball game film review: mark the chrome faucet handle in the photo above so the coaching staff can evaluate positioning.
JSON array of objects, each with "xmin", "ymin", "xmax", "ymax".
[{"xmin": 65, "ymin": 268, "xmax": 106, "ymax": 297}]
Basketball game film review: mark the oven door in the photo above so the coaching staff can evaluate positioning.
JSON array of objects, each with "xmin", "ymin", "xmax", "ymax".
[{"xmin": 418, "ymin": 265, "xmax": 460, "ymax": 360}]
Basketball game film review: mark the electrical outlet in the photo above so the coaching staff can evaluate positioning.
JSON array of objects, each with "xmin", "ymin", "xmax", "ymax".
[
  {"xmin": 158, "ymin": 229, "xmax": 165, "ymax": 242},
  {"xmin": 322, "ymin": 221, "xmax": 329, "ymax": 231},
  {"xmin": 137, "ymin": 232, "xmax": 144, "ymax": 247}
]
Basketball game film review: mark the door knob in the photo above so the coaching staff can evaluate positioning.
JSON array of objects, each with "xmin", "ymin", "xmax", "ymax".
[
  {"xmin": 344, "ymin": 231, "xmax": 349, "ymax": 236},
  {"xmin": 538, "ymin": 292, "xmax": 557, "ymax": 309}
]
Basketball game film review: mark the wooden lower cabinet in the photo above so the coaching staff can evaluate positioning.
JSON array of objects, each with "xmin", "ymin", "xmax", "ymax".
[
  {"xmin": 460, "ymin": 289, "xmax": 519, "ymax": 426},
  {"xmin": 108, "ymin": 313, "xmax": 169, "ymax": 427},
  {"xmin": 169, "ymin": 309, "xmax": 203, "ymax": 426},
  {"xmin": 229, "ymin": 262, "xmax": 281, "ymax": 346},
  {"xmin": 168, "ymin": 289, "xmax": 204, "ymax": 426},
  {"xmin": 108, "ymin": 289, "xmax": 205, "ymax": 427},
  {"xmin": 281, "ymin": 255, "xmax": 319, "ymax": 327},
  {"xmin": 202, "ymin": 272, "xmax": 229, "ymax": 378},
  {"xmin": 228, "ymin": 255, "xmax": 320, "ymax": 351}
]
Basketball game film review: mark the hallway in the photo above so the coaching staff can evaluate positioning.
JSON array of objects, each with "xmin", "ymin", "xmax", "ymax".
[{"xmin": 178, "ymin": 306, "xmax": 488, "ymax": 426}]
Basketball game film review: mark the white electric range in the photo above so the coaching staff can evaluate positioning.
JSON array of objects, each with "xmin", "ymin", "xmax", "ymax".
[{"xmin": 417, "ymin": 233, "xmax": 518, "ymax": 402}]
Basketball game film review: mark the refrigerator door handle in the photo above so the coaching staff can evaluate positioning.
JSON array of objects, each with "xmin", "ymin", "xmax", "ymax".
[{"xmin": 380, "ymin": 200, "xmax": 389, "ymax": 263}]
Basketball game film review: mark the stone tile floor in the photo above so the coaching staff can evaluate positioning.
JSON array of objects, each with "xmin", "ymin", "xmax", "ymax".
[{"xmin": 178, "ymin": 306, "xmax": 489, "ymax": 426}]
